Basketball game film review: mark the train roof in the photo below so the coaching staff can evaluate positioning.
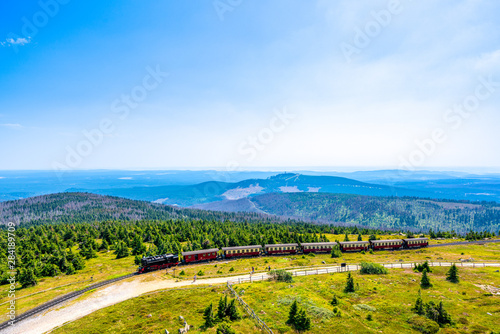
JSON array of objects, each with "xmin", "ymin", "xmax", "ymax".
[
  {"xmin": 141, "ymin": 254, "xmax": 177, "ymax": 265},
  {"xmin": 222, "ymin": 245, "xmax": 262, "ymax": 251},
  {"xmin": 301, "ymin": 242, "xmax": 338, "ymax": 246},
  {"xmin": 370, "ymin": 239, "xmax": 403, "ymax": 243},
  {"xmin": 264, "ymin": 243, "xmax": 298, "ymax": 247},
  {"xmin": 403, "ymin": 237, "xmax": 429, "ymax": 241},
  {"xmin": 339, "ymin": 241, "xmax": 369, "ymax": 245},
  {"xmin": 182, "ymin": 248, "xmax": 219, "ymax": 256}
]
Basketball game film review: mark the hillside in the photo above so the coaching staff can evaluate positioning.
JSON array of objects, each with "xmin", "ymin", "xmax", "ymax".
[
  {"xmin": 200, "ymin": 192, "xmax": 500, "ymax": 233},
  {"xmin": 86, "ymin": 173, "xmax": 431, "ymax": 206},
  {"xmin": 0, "ymin": 192, "xmax": 278, "ymax": 226}
]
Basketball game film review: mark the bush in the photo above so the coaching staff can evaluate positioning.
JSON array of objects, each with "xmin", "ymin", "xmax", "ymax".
[
  {"xmin": 197, "ymin": 270, "xmax": 205, "ymax": 276},
  {"xmin": 414, "ymin": 261, "xmax": 432, "ymax": 273},
  {"xmin": 229, "ymin": 267, "xmax": 234, "ymax": 272},
  {"xmin": 308, "ymin": 252, "xmax": 315, "ymax": 257},
  {"xmin": 366, "ymin": 314, "xmax": 373, "ymax": 321},
  {"xmin": 179, "ymin": 270, "xmax": 186, "ymax": 276},
  {"xmin": 408, "ymin": 315, "xmax": 440, "ymax": 334},
  {"xmin": 269, "ymin": 269, "xmax": 293, "ymax": 283},
  {"xmin": 216, "ymin": 322, "xmax": 236, "ymax": 334},
  {"xmin": 360, "ymin": 262, "xmax": 388, "ymax": 275}
]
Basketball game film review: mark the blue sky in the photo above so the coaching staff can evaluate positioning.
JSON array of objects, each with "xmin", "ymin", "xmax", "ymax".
[{"xmin": 1, "ymin": 0, "xmax": 499, "ymax": 171}]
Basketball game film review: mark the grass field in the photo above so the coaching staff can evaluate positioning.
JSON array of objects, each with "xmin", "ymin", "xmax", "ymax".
[
  {"xmin": 1, "ymin": 236, "xmax": 498, "ymax": 325},
  {"xmin": 51, "ymin": 266, "xmax": 500, "ymax": 333},
  {"xmin": 51, "ymin": 285, "xmax": 257, "ymax": 334}
]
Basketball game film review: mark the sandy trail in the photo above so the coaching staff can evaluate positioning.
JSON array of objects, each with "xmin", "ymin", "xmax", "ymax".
[{"xmin": 3, "ymin": 273, "xmax": 255, "ymax": 334}]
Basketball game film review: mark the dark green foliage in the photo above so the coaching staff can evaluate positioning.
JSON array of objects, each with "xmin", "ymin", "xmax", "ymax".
[
  {"xmin": 216, "ymin": 322, "xmax": 236, "ymax": 334},
  {"xmin": 217, "ymin": 295, "xmax": 227, "ymax": 320},
  {"xmin": 294, "ymin": 309, "xmax": 311, "ymax": 331},
  {"xmin": 269, "ymin": 269, "xmax": 293, "ymax": 283},
  {"xmin": 114, "ymin": 240, "xmax": 129, "ymax": 259},
  {"xmin": 446, "ymin": 264, "xmax": 459, "ymax": 283},
  {"xmin": 414, "ymin": 261, "xmax": 432, "ymax": 273},
  {"xmin": 357, "ymin": 234, "xmax": 362, "ymax": 241},
  {"xmin": 229, "ymin": 267, "xmax": 234, "ymax": 272},
  {"xmin": 412, "ymin": 293, "xmax": 452, "ymax": 328},
  {"xmin": 331, "ymin": 294, "xmax": 339, "ymax": 306},
  {"xmin": 368, "ymin": 234, "xmax": 377, "ymax": 241},
  {"xmin": 344, "ymin": 272, "xmax": 355, "ymax": 293},
  {"xmin": 408, "ymin": 315, "xmax": 440, "ymax": 334},
  {"xmin": 420, "ymin": 269, "xmax": 432, "ymax": 289},
  {"xmin": 203, "ymin": 303, "xmax": 215, "ymax": 328},
  {"xmin": 366, "ymin": 313, "xmax": 373, "ymax": 321},
  {"xmin": 344, "ymin": 232, "xmax": 350, "ymax": 242},
  {"xmin": 179, "ymin": 270, "xmax": 185, "ymax": 276},
  {"xmin": 19, "ymin": 267, "xmax": 37, "ymax": 288},
  {"xmin": 331, "ymin": 244, "xmax": 342, "ymax": 258},
  {"xmin": 413, "ymin": 290, "xmax": 425, "ymax": 315},
  {"xmin": 287, "ymin": 300, "xmax": 298, "ymax": 326},
  {"xmin": 360, "ymin": 262, "xmax": 388, "ymax": 275},
  {"xmin": 226, "ymin": 299, "xmax": 240, "ymax": 321},
  {"xmin": 134, "ymin": 255, "xmax": 141, "ymax": 265}
]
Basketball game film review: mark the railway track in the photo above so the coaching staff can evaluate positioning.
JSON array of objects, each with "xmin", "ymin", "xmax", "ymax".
[
  {"xmin": 1, "ymin": 238, "xmax": 499, "ymax": 330},
  {"xmin": 0, "ymin": 273, "xmax": 136, "ymax": 331}
]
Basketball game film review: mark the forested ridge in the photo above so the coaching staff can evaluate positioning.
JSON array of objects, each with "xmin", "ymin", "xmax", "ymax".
[
  {"xmin": 0, "ymin": 192, "xmax": 280, "ymax": 227},
  {"xmin": 251, "ymin": 193, "xmax": 500, "ymax": 233}
]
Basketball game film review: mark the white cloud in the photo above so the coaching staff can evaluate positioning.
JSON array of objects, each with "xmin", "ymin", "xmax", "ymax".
[
  {"xmin": 0, "ymin": 123, "xmax": 23, "ymax": 129},
  {"xmin": 1, "ymin": 37, "xmax": 31, "ymax": 47}
]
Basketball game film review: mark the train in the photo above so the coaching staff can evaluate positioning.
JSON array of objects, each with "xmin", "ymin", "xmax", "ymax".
[{"xmin": 137, "ymin": 237, "xmax": 428, "ymax": 273}]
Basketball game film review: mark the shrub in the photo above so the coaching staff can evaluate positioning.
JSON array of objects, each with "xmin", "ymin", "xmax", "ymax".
[
  {"xmin": 414, "ymin": 261, "xmax": 432, "ymax": 273},
  {"xmin": 344, "ymin": 272, "xmax": 355, "ymax": 293},
  {"xmin": 366, "ymin": 314, "xmax": 373, "ymax": 321},
  {"xmin": 331, "ymin": 244, "xmax": 342, "ymax": 258},
  {"xmin": 197, "ymin": 270, "xmax": 205, "ymax": 276},
  {"xmin": 408, "ymin": 315, "xmax": 440, "ymax": 334},
  {"xmin": 420, "ymin": 269, "xmax": 432, "ymax": 289},
  {"xmin": 308, "ymin": 252, "xmax": 316, "ymax": 257},
  {"xmin": 269, "ymin": 269, "xmax": 293, "ymax": 283},
  {"xmin": 229, "ymin": 267, "xmax": 234, "ymax": 272},
  {"xmin": 179, "ymin": 270, "xmax": 186, "ymax": 276},
  {"xmin": 216, "ymin": 322, "xmax": 236, "ymax": 334},
  {"xmin": 360, "ymin": 262, "xmax": 388, "ymax": 275}
]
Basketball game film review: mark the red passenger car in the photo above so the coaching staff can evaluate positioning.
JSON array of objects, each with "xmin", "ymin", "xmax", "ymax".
[
  {"xmin": 182, "ymin": 248, "xmax": 219, "ymax": 263},
  {"xmin": 301, "ymin": 242, "xmax": 339, "ymax": 254},
  {"xmin": 403, "ymin": 237, "xmax": 429, "ymax": 248},
  {"xmin": 369, "ymin": 239, "xmax": 403, "ymax": 251},
  {"xmin": 264, "ymin": 243, "xmax": 298, "ymax": 255},
  {"xmin": 339, "ymin": 241, "xmax": 369, "ymax": 252},
  {"xmin": 222, "ymin": 245, "xmax": 262, "ymax": 258}
]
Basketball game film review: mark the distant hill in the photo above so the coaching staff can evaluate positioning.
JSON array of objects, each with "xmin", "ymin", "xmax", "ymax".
[
  {"xmin": 196, "ymin": 192, "xmax": 500, "ymax": 233},
  {"xmin": 0, "ymin": 192, "xmax": 279, "ymax": 226},
  {"xmin": 86, "ymin": 173, "xmax": 431, "ymax": 206}
]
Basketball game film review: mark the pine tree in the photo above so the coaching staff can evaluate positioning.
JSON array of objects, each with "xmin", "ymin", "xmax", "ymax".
[
  {"xmin": 20, "ymin": 267, "xmax": 38, "ymax": 288},
  {"xmin": 446, "ymin": 264, "xmax": 459, "ymax": 283},
  {"xmin": 217, "ymin": 296, "xmax": 227, "ymax": 320},
  {"xmin": 203, "ymin": 303, "xmax": 215, "ymax": 328},
  {"xmin": 287, "ymin": 300, "xmax": 298, "ymax": 325},
  {"xmin": 344, "ymin": 272, "xmax": 355, "ymax": 293},
  {"xmin": 344, "ymin": 232, "xmax": 350, "ymax": 242},
  {"xmin": 226, "ymin": 299, "xmax": 240, "ymax": 321},
  {"xmin": 294, "ymin": 309, "xmax": 311, "ymax": 331},
  {"xmin": 357, "ymin": 234, "xmax": 362, "ymax": 241},
  {"xmin": 437, "ymin": 301, "xmax": 452, "ymax": 326},
  {"xmin": 412, "ymin": 289, "xmax": 424, "ymax": 315},
  {"xmin": 420, "ymin": 269, "xmax": 432, "ymax": 289}
]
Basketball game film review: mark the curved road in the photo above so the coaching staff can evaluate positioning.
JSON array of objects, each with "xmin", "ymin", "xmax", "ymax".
[{"xmin": 2, "ymin": 239, "xmax": 499, "ymax": 333}]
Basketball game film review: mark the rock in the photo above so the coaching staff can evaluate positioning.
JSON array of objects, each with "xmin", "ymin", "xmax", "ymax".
[
  {"xmin": 165, "ymin": 330, "xmax": 169, "ymax": 334},
  {"xmin": 260, "ymin": 310, "xmax": 266, "ymax": 314},
  {"xmin": 487, "ymin": 312, "xmax": 492, "ymax": 316},
  {"xmin": 179, "ymin": 316, "xmax": 184, "ymax": 322},
  {"xmin": 147, "ymin": 314, "xmax": 152, "ymax": 318},
  {"xmin": 495, "ymin": 270, "xmax": 499, "ymax": 272},
  {"xmin": 322, "ymin": 261, "xmax": 326, "ymax": 264}
]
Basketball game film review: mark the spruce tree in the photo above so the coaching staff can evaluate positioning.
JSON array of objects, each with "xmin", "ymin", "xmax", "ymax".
[
  {"xmin": 217, "ymin": 296, "xmax": 227, "ymax": 320},
  {"xmin": 357, "ymin": 234, "xmax": 362, "ymax": 241},
  {"xmin": 412, "ymin": 289, "xmax": 424, "ymax": 315},
  {"xmin": 295, "ymin": 309, "xmax": 311, "ymax": 331},
  {"xmin": 344, "ymin": 272, "xmax": 355, "ymax": 293},
  {"xmin": 437, "ymin": 301, "xmax": 452, "ymax": 326},
  {"xmin": 203, "ymin": 303, "xmax": 215, "ymax": 328},
  {"xmin": 20, "ymin": 267, "xmax": 38, "ymax": 288},
  {"xmin": 226, "ymin": 299, "xmax": 240, "ymax": 321},
  {"xmin": 287, "ymin": 300, "xmax": 298, "ymax": 325},
  {"xmin": 344, "ymin": 232, "xmax": 350, "ymax": 242},
  {"xmin": 420, "ymin": 269, "xmax": 432, "ymax": 289},
  {"xmin": 446, "ymin": 264, "xmax": 459, "ymax": 283}
]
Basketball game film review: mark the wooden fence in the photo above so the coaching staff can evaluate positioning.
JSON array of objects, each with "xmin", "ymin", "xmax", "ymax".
[{"xmin": 226, "ymin": 281, "xmax": 274, "ymax": 334}]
